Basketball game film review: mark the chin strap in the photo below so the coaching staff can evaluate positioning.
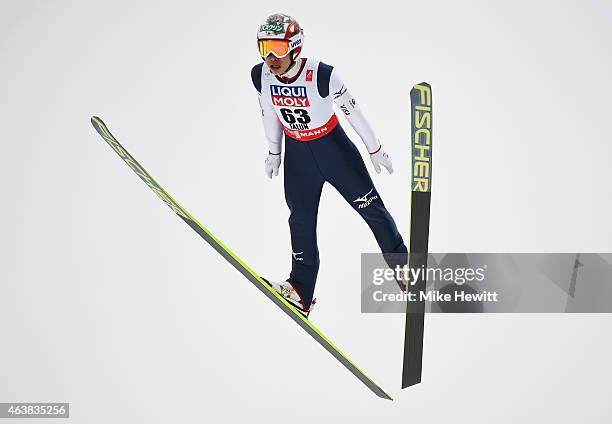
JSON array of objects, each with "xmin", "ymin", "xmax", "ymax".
[{"xmin": 280, "ymin": 57, "xmax": 302, "ymax": 79}]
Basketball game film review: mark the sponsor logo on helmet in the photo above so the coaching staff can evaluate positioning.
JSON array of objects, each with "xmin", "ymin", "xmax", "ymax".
[
  {"xmin": 259, "ymin": 24, "xmax": 284, "ymax": 33},
  {"xmin": 289, "ymin": 38, "xmax": 302, "ymax": 49},
  {"xmin": 270, "ymin": 85, "xmax": 310, "ymax": 107}
]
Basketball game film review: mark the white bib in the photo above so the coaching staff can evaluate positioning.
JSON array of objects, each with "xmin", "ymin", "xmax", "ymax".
[{"xmin": 261, "ymin": 58, "xmax": 338, "ymax": 141}]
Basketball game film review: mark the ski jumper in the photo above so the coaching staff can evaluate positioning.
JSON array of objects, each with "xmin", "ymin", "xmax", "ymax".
[{"xmin": 251, "ymin": 58, "xmax": 407, "ymax": 308}]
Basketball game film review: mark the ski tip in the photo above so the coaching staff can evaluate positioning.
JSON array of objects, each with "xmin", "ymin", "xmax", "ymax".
[
  {"xmin": 90, "ymin": 116, "xmax": 111, "ymax": 138},
  {"xmin": 412, "ymin": 81, "xmax": 431, "ymax": 89},
  {"xmin": 90, "ymin": 117, "xmax": 103, "ymax": 141},
  {"xmin": 380, "ymin": 391, "xmax": 394, "ymax": 401},
  {"xmin": 370, "ymin": 383, "xmax": 393, "ymax": 401}
]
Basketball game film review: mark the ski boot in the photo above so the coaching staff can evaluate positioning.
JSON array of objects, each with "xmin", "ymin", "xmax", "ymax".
[{"xmin": 261, "ymin": 278, "xmax": 316, "ymax": 318}]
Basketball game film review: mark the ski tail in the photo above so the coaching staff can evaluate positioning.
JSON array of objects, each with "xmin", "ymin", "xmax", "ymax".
[
  {"xmin": 90, "ymin": 116, "xmax": 392, "ymax": 400},
  {"xmin": 401, "ymin": 83, "xmax": 432, "ymax": 389}
]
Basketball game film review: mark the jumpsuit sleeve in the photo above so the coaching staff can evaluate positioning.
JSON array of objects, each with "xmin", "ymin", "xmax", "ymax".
[
  {"xmin": 258, "ymin": 93, "xmax": 284, "ymax": 154},
  {"xmin": 329, "ymin": 68, "xmax": 381, "ymax": 154}
]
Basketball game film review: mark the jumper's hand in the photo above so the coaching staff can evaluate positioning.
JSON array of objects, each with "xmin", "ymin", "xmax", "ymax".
[
  {"xmin": 370, "ymin": 147, "xmax": 393, "ymax": 174},
  {"xmin": 264, "ymin": 152, "xmax": 281, "ymax": 179}
]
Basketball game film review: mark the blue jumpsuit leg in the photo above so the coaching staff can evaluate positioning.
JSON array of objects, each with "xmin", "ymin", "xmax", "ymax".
[{"xmin": 283, "ymin": 139, "xmax": 325, "ymax": 308}]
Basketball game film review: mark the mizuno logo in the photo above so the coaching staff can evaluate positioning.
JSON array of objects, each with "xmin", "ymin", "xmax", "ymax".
[
  {"xmin": 353, "ymin": 188, "xmax": 378, "ymax": 208},
  {"xmin": 292, "ymin": 251, "xmax": 304, "ymax": 261},
  {"xmin": 354, "ymin": 188, "xmax": 374, "ymax": 203},
  {"xmin": 333, "ymin": 85, "xmax": 347, "ymax": 99}
]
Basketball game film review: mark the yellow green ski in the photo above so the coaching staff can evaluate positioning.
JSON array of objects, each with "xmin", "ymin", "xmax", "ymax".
[{"xmin": 90, "ymin": 116, "xmax": 392, "ymax": 400}]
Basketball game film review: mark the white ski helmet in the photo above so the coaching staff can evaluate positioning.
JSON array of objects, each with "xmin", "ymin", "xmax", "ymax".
[{"xmin": 257, "ymin": 14, "xmax": 304, "ymax": 64}]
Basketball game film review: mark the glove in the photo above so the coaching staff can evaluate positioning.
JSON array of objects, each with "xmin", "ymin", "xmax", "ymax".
[
  {"xmin": 264, "ymin": 152, "xmax": 281, "ymax": 179},
  {"xmin": 370, "ymin": 146, "xmax": 393, "ymax": 174}
]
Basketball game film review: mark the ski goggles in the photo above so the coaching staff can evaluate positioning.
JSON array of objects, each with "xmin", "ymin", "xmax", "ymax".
[{"xmin": 258, "ymin": 39, "xmax": 291, "ymax": 58}]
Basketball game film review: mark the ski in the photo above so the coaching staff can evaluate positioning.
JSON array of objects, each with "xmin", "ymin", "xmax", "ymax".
[
  {"xmin": 401, "ymin": 83, "xmax": 432, "ymax": 388},
  {"xmin": 90, "ymin": 116, "xmax": 392, "ymax": 400}
]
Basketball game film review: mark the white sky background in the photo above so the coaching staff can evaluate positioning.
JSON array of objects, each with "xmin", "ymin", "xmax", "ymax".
[{"xmin": 1, "ymin": 1, "xmax": 611, "ymax": 422}]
